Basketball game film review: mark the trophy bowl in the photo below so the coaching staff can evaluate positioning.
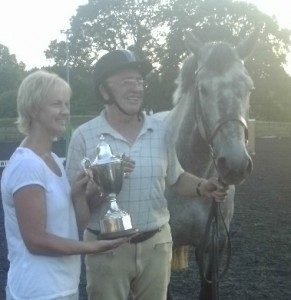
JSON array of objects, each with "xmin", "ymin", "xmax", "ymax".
[
  {"xmin": 82, "ymin": 135, "xmax": 138, "ymax": 239},
  {"xmin": 92, "ymin": 161, "xmax": 123, "ymax": 195}
]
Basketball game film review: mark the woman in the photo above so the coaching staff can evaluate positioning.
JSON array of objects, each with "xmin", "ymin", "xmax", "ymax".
[{"xmin": 1, "ymin": 70, "xmax": 128, "ymax": 300}]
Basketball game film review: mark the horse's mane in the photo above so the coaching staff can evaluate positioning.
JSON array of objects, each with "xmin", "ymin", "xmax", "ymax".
[{"xmin": 166, "ymin": 41, "xmax": 238, "ymax": 140}]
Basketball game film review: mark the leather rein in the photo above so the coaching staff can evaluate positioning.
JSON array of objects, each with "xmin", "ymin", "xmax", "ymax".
[{"xmin": 193, "ymin": 64, "xmax": 249, "ymax": 300}]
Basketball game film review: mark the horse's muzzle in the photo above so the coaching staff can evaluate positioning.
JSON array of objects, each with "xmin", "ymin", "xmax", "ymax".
[{"xmin": 216, "ymin": 154, "xmax": 253, "ymax": 185}]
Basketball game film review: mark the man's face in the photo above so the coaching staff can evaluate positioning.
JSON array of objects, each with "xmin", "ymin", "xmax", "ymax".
[{"xmin": 105, "ymin": 69, "xmax": 145, "ymax": 115}]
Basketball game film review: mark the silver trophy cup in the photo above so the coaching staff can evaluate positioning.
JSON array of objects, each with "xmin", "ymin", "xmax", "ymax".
[{"xmin": 81, "ymin": 135, "xmax": 138, "ymax": 239}]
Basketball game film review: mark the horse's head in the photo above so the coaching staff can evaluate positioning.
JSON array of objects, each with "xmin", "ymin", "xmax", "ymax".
[{"xmin": 174, "ymin": 30, "xmax": 260, "ymax": 185}]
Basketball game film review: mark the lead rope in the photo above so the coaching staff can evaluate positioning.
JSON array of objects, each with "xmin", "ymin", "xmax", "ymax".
[
  {"xmin": 196, "ymin": 147, "xmax": 232, "ymax": 300},
  {"xmin": 196, "ymin": 200, "xmax": 231, "ymax": 300}
]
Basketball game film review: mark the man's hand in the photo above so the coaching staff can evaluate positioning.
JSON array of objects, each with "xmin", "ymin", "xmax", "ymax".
[
  {"xmin": 121, "ymin": 154, "xmax": 135, "ymax": 178},
  {"xmin": 199, "ymin": 178, "xmax": 229, "ymax": 202}
]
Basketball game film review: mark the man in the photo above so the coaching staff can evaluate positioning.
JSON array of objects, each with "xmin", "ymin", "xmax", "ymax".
[{"xmin": 66, "ymin": 49, "xmax": 228, "ymax": 300}]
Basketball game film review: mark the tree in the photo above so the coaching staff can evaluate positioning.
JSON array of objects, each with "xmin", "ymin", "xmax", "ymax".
[
  {"xmin": 0, "ymin": 45, "xmax": 25, "ymax": 94},
  {"xmin": 45, "ymin": 0, "xmax": 163, "ymax": 70},
  {"xmin": 36, "ymin": 64, "xmax": 100, "ymax": 116},
  {"xmin": 44, "ymin": 0, "xmax": 291, "ymax": 121},
  {"xmin": 0, "ymin": 45, "xmax": 26, "ymax": 118},
  {"xmin": 157, "ymin": 0, "xmax": 291, "ymax": 116}
]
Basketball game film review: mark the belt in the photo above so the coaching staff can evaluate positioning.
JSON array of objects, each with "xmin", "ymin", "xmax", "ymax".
[
  {"xmin": 129, "ymin": 228, "xmax": 161, "ymax": 243},
  {"xmin": 86, "ymin": 227, "xmax": 162, "ymax": 244}
]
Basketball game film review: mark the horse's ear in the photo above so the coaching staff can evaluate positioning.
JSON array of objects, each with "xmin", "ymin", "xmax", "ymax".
[
  {"xmin": 184, "ymin": 31, "xmax": 203, "ymax": 55},
  {"xmin": 236, "ymin": 25, "xmax": 263, "ymax": 60}
]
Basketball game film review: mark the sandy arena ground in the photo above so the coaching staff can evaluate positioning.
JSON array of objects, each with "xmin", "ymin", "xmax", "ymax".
[{"xmin": 1, "ymin": 137, "xmax": 290, "ymax": 299}]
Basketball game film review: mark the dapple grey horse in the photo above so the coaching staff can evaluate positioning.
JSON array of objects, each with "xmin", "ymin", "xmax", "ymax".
[{"xmin": 155, "ymin": 29, "xmax": 259, "ymax": 300}]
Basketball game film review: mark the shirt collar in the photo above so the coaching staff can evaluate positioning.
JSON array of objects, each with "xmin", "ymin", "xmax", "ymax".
[{"xmin": 97, "ymin": 110, "xmax": 154, "ymax": 139}]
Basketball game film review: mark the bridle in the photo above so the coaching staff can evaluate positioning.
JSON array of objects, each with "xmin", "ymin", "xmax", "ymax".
[
  {"xmin": 193, "ymin": 65, "xmax": 249, "ymax": 156},
  {"xmin": 193, "ymin": 61, "xmax": 249, "ymax": 300}
]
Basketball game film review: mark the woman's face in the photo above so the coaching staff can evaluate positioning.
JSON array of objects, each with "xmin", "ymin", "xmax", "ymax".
[{"xmin": 33, "ymin": 87, "xmax": 70, "ymax": 137}]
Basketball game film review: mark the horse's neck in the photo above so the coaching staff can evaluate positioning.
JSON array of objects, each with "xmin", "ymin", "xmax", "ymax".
[
  {"xmin": 167, "ymin": 92, "xmax": 217, "ymax": 178},
  {"xmin": 175, "ymin": 121, "xmax": 216, "ymax": 178}
]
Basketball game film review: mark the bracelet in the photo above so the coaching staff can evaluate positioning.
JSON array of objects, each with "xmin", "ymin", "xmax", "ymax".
[{"xmin": 196, "ymin": 181, "xmax": 203, "ymax": 196}]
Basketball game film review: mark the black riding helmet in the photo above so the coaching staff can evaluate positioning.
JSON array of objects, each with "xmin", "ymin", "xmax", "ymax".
[{"xmin": 93, "ymin": 49, "xmax": 153, "ymax": 103}]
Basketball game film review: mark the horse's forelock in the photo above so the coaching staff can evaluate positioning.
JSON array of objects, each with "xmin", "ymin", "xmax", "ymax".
[
  {"xmin": 205, "ymin": 42, "xmax": 237, "ymax": 74},
  {"xmin": 174, "ymin": 42, "xmax": 237, "ymax": 101}
]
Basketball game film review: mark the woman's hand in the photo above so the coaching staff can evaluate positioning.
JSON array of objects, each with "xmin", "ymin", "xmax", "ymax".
[
  {"xmin": 88, "ymin": 231, "xmax": 140, "ymax": 253},
  {"xmin": 71, "ymin": 170, "xmax": 90, "ymax": 198}
]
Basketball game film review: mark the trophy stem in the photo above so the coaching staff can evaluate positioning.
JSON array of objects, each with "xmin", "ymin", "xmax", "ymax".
[
  {"xmin": 106, "ymin": 193, "xmax": 119, "ymax": 212},
  {"xmin": 99, "ymin": 193, "xmax": 138, "ymax": 238}
]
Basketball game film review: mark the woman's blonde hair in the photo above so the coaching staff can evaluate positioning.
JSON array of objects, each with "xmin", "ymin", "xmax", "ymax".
[{"xmin": 16, "ymin": 70, "xmax": 71, "ymax": 135}]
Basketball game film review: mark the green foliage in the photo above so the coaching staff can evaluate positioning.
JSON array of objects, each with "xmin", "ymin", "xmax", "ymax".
[
  {"xmin": 0, "ymin": 45, "xmax": 26, "ymax": 118},
  {"xmin": 68, "ymin": 68, "xmax": 101, "ymax": 115},
  {"xmin": 1, "ymin": 0, "xmax": 291, "ymax": 121},
  {"xmin": 0, "ymin": 90, "xmax": 17, "ymax": 118},
  {"xmin": 0, "ymin": 46, "xmax": 25, "ymax": 88},
  {"xmin": 0, "ymin": 45, "xmax": 25, "ymax": 94},
  {"xmin": 44, "ymin": 65, "xmax": 101, "ymax": 115}
]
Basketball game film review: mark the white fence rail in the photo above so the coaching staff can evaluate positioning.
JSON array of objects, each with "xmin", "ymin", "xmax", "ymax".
[
  {"xmin": 255, "ymin": 121, "xmax": 291, "ymax": 137},
  {"xmin": 1, "ymin": 120, "xmax": 290, "ymax": 142},
  {"xmin": 1, "ymin": 120, "xmax": 291, "ymax": 168}
]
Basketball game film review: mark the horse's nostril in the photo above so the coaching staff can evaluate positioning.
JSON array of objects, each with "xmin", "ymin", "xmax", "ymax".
[{"xmin": 217, "ymin": 156, "xmax": 253, "ymax": 184}]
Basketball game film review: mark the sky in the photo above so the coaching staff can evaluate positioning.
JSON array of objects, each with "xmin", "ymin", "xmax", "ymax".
[{"xmin": 0, "ymin": 0, "xmax": 291, "ymax": 71}]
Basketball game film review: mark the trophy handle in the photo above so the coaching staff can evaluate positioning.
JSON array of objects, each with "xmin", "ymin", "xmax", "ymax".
[
  {"xmin": 81, "ymin": 157, "xmax": 92, "ymax": 176},
  {"xmin": 119, "ymin": 153, "xmax": 128, "ymax": 178}
]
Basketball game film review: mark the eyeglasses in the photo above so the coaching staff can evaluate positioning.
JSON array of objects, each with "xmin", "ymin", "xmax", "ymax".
[{"xmin": 107, "ymin": 78, "xmax": 147, "ymax": 89}]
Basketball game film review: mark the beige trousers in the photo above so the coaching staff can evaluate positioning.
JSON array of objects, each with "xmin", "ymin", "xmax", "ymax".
[{"xmin": 84, "ymin": 223, "xmax": 173, "ymax": 300}]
